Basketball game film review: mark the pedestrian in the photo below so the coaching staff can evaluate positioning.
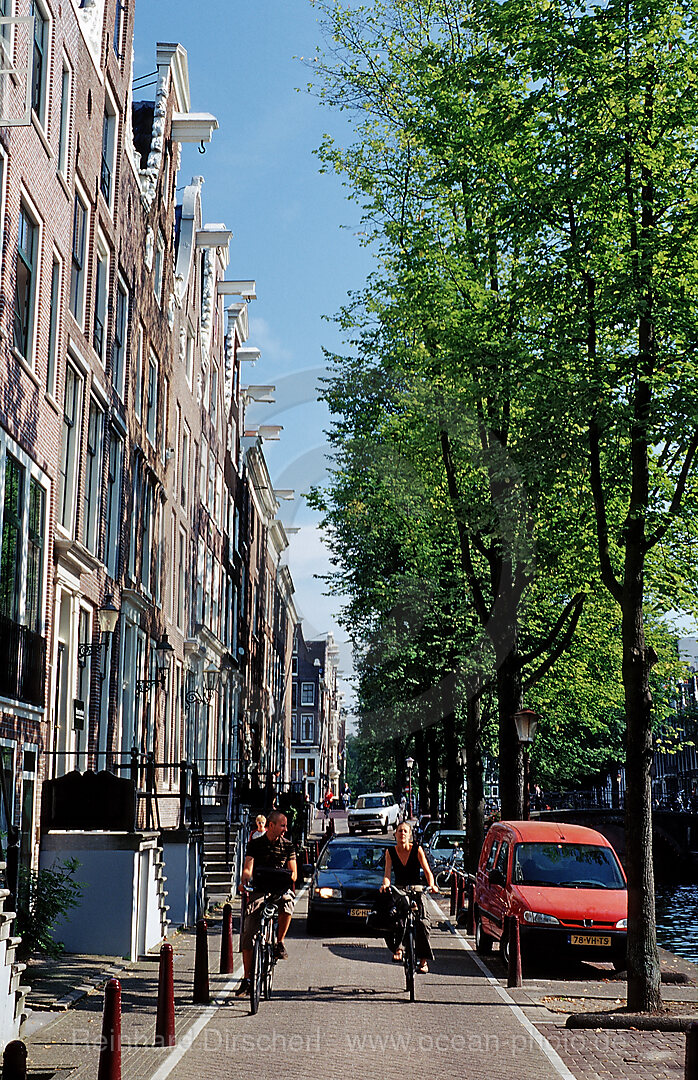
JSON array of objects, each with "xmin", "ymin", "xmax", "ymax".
[
  {"xmin": 235, "ymin": 810, "xmax": 297, "ymax": 998},
  {"xmin": 250, "ymin": 814, "xmax": 266, "ymax": 840},
  {"xmin": 399, "ymin": 793, "xmax": 407, "ymax": 822}
]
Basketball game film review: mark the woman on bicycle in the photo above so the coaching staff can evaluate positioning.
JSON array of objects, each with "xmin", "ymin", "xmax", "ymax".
[{"xmin": 381, "ymin": 821, "xmax": 438, "ymax": 973}]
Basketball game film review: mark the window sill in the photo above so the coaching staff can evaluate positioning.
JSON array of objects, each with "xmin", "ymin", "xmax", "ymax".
[
  {"xmin": 11, "ymin": 348, "xmax": 40, "ymax": 389},
  {"xmin": 31, "ymin": 111, "xmax": 53, "ymax": 161},
  {"xmin": 44, "ymin": 391, "xmax": 61, "ymax": 417},
  {"xmin": 56, "ymin": 170, "xmax": 71, "ymax": 200}
]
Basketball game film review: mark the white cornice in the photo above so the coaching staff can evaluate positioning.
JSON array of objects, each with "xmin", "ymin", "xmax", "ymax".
[{"xmin": 156, "ymin": 43, "xmax": 190, "ymax": 113}]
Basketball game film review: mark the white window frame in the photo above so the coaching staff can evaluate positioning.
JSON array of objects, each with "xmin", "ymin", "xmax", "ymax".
[
  {"xmin": 301, "ymin": 682, "xmax": 315, "ymax": 706},
  {"xmin": 82, "ymin": 394, "xmax": 104, "ymax": 556},
  {"xmin": 301, "ymin": 715, "xmax": 313, "ymax": 743},
  {"xmin": 146, "ymin": 350, "xmax": 157, "ymax": 445},
  {"xmin": 30, "ymin": 0, "xmax": 50, "ymax": 131},
  {"xmin": 57, "ymin": 57, "xmax": 72, "ymax": 178},
  {"xmin": 57, "ymin": 356, "xmax": 83, "ymax": 536},
  {"xmin": 181, "ymin": 421, "xmax": 190, "ymax": 510},
  {"xmin": 0, "ymin": 432, "xmax": 50, "ymax": 635},
  {"xmin": 153, "ymin": 228, "xmax": 164, "ymax": 304},
  {"xmin": 13, "ymin": 192, "xmax": 41, "ymax": 367},
  {"xmin": 100, "ymin": 85, "xmax": 118, "ymax": 212},
  {"xmin": 92, "ymin": 231, "xmax": 109, "ymax": 364},
  {"xmin": 69, "ymin": 181, "xmax": 89, "ymax": 327},
  {"xmin": 112, "ymin": 275, "xmax": 128, "ymax": 400},
  {"xmin": 46, "ymin": 248, "xmax": 62, "ymax": 399},
  {"xmin": 105, "ymin": 426, "xmax": 123, "ymax": 579}
]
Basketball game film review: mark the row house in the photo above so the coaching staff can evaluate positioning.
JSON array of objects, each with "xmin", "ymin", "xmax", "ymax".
[
  {"xmin": 0, "ymin": 0, "xmax": 298, "ymax": 1031},
  {"xmin": 290, "ymin": 628, "xmax": 341, "ymax": 805}
]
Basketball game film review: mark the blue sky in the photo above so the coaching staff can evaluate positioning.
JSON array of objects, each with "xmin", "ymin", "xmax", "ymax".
[{"xmin": 133, "ymin": 1, "xmax": 372, "ymax": 703}]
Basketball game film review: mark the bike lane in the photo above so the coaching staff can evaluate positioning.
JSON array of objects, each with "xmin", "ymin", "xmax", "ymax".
[{"xmin": 161, "ymin": 892, "xmax": 576, "ymax": 1080}]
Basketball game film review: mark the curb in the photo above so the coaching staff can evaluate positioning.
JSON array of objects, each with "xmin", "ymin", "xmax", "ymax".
[
  {"xmin": 566, "ymin": 1011, "xmax": 696, "ymax": 1031},
  {"xmin": 28, "ymin": 963, "xmax": 127, "ymax": 1012}
]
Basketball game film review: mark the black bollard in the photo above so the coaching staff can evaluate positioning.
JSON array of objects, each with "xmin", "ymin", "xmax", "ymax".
[
  {"xmin": 97, "ymin": 979, "xmax": 122, "ymax": 1080},
  {"xmin": 2, "ymin": 1040, "xmax": 27, "ymax": 1080},
  {"xmin": 220, "ymin": 902, "xmax": 234, "ymax": 974},
  {"xmin": 686, "ymin": 1020, "xmax": 698, "ymax": 1080},
  {"xmin": 155, "ymin": 942, "xmax": 175, "ymax": 1047},
  {"xmin": 193, "ymin": 918, "xmax": 210, "ymax": 1004}
]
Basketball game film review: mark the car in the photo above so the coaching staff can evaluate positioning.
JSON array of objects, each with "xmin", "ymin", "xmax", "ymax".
[
  {"xmin": 347, "ymin": 792, "xmax": 400, "ymax": 834},
  {"xmin": 417, "ymin": 819, "xmax": 444, "ymax": 847},
  {"xmin": 473, "ymin": 820, "xmax": 627, "ymax": 969},
  {"xmin": 425, "ymin": 829, "xmax": 467, "ymax": 871},
  {"xmin": 306, "ymin": 836, "xmax": 388, "ymax": 934}
]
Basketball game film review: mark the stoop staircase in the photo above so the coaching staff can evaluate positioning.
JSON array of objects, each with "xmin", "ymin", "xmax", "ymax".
[
  {"xmin": 0, "ymin": 870, "xmax": 28, "ymax": 1044},
  {"xmin": 202, "ymin": 822, "xmax": 239, "ymax": 910},
  {"xmin": 153, "ymin": 843, "xmax": 171, "ymax": 941}
]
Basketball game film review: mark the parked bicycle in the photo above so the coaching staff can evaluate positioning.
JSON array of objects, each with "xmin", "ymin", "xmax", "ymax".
[
  {"xmin": 434, "ymin": 850, "xmax": 464, "ymax": 891},
  {"xmin": 392, "ymin": 884, "xmax": 431, "ymax": 1002}
]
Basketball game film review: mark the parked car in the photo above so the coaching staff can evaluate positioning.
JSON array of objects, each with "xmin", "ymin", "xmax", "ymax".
[
  {"xmin": 473, "ymin": 820, "xmax": 627, "ymax": 969},
  {"xmin": 426, "ymin": 829, "xmax": 467, "ymax": 871},
  {"xmin": 347, "ymin": 792, "xmax": 400, "ymax": 834},
  {"xmin": 417, "ymin": 819, "xmax": 444, "ymax": 847},
  {"xmin": 306, "ymin": 836, "xmax": 387, "ymax": 934}
]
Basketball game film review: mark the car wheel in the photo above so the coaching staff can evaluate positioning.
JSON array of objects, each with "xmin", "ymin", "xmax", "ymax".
[
  {"xmin": 381, "ymin": 822, "xmax": 388, "ymax": 833},
  {"xmin": 348, "ymin": 826, "xmax": 355, "ymax": 835},
  {"xmin": 500, "ymin": 930, "xmax": 511, "ymax": 967},
  {"xmin": 475, "ymin": 915, "xmax": 494, "ymax": 955}
]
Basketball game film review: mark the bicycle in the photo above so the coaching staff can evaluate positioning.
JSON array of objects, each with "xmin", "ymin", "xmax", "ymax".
[
  {"xmin": 391, "ymin": 884, "xmax": 432, "ymax": 1002},
  {"xmin": 246, "ymin": 885, "xmax": 292, "ymax": 1015},
  {"xmin": 434, "ymin": 850, "xmax": 463, "ymax": 891}
]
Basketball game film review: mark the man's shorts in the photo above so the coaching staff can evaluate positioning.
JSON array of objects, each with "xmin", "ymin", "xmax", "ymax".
[{"xmin": 240, "ymin": 889, "xmax": 295, "ymax": 951}]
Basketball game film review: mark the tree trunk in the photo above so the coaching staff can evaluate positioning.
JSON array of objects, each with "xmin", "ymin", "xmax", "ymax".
[
  {"xmin": 464, "ymin": 689, "xmax": 484, "ymax": 874},
  {"xmin": 415, "ymin": 728, "xmax": 430, "ymax": 816},
  {"xmin": 622, "ymin": 581, "xmax": 662, "ymax": 1011},
  {"xmin": 428, "ymin": 729, "xmax": 440, "ymax": 821},
  {"xmin": 496, "ymin": 649, "xmax": 523, "ymax": 820},
  {"xmin": 444, "ymin": 711, "xmax": 464, "ymax": 828}
]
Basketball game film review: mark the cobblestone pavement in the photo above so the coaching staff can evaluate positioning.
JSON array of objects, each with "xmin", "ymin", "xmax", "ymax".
[{"xmin": 19, "ymin": 816, "xmax": 696, "ymax": 1079}]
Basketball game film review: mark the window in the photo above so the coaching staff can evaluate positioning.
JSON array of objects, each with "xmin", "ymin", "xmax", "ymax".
[
  {"xmin": 153, "ymin": 229, "xmax": 164, "ymax": 303},
  {"xmin": 0, "ymin": 454, "xmax": 23, "ymax": 621},
  {"xmin": 134, "ymin": 326, "xmax": 143, "ymax": 420},
  {"xmin": 105, "ymin": 430, "xmax": 123, "ymax": 578},
  {"xmin": 58, "ymin": 363, "xmax": 83, "ymax": 533},
  {"xmin": 46, "ymin": 254, "xmax": 61, "ymax": 396},
  {"xmin": 92, "ymin": 237, "xmax": 108, "ymax": 362},
  {"xmin": 57, "ymin": 62, "xmax": 71, "ymax": 177},
  {"xmin": 112, "ymin": 278, "xmax": 127, "ymax": 398},
  {"xmin": 14, "ymin": 203, "xmax": 38, "ymax": 361},
  {"xmin": 301, "ymin": 716, "xmax": 313, "ymax": 743},
  {"xmin": 100, "ymin": 98, "xmax": 116, "ymax": 208},
  {"xmin": 169, "ymin": 512, "xmax": 176, "ymax": 623},
  {"xmin": 0, "ymin": 450, "xmax": 46, "ymax": 635},
  {"xmin": 301, "ymin": 682, "xmax": 315, "ymax": 706},
  {"xmin": 146, "ymin": 352, "xmax": 157, "ymax": 444},
  {"xmin": 291, "ymin": 715, "xmax": 297, "ymax": 742},
  {"xmin": 69, "ymin": 190, "xmax": 88, "ymax": 324},
  {"xmin": 154, "ymin": 499, "xmax": 163, "ymax": 606},
  {"xmin": 210, "ymin": 364, "xmax": 218, "ymax": 430},
  {"xmin": 141, "ymin": 479, "xmax": 152, "ymax": 594},
  {"xmin": 161, "ymin": 375, "xmax": 169, "ymax": 464},
  {"xmin": 215, "ymin": 465, "xmax": 222, "ymax": 529},
  {"xmin": 30, "ymin": 2, "xmax": 48, "ymax": 127},
  {"xmin": 200, "ymin": 436, "xmax": 207, "ymax": 503},
  {"xmin": 180, "ymin": 423, "xmax": 190, "ymax": 508},
  {"xmin": 113, "ymin": 0, "xmax": 124, "ymax": 58},
  {"xmin": 207, "ymin": 448, "xmax": 214, "ymax": 509},
  {"xmin": 291, "ymin": 683, "xmax": 297, "ymax": 708},
  {"xmin": 128, "ymin": 457, "xmax": 139, "ymax": 580},
  {"xmin": 83, "ymin": 397, "xmax": 104, "ymax": 555},
  {"xmin": 185, "ymin": 327, "xmax": 193, "ymax": 387}
]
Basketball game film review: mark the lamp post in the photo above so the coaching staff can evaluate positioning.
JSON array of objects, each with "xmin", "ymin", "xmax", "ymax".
[
  {"xmin": 513, "ymin": 708, "xmax": 539, "ymax": 820},
  {"xmin": 405, "ymin": 756, "xmax": 415, "ymax": 820}
]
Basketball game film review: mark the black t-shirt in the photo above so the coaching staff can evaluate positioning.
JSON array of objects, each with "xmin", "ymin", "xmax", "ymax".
[{"xmin": 245, "ymin": 832, "xmax": 296, "ymax": 869}]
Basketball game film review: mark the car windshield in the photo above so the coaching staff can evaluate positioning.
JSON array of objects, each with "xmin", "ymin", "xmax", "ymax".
[
  {"xmin": 318, "ymin": 845, "xmax": 386, "ymax": 872},
  {"xmin": 432, "ymin": 833, "xmax": 465, "ymax": 850},
  {"xmin": 513, "ymin": 842, "xmax": 626, "ymax": 889},
  {"xmin": 355, "ymin": 796, "xmax": 388, "ymax": 809}
]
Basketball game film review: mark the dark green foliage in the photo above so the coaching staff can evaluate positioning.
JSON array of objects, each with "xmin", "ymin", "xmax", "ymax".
[{"xmin": 16, "ymin": 858, "xmax": 83, "ymax": 960}]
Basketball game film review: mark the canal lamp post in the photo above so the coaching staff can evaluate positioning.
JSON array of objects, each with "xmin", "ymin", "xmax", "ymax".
[
  {"xmin": 406, "ymin": 756, "xmax": 414, "ymax": 820},
  {"xmin": 514, "ymin": 708, "xmax": 539, "ymax": 820}
]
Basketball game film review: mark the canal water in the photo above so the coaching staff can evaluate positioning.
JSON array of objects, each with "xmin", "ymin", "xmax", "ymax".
[{"xmin": 655, "ymin": 883, "xmax": 698, "ymax": 963}]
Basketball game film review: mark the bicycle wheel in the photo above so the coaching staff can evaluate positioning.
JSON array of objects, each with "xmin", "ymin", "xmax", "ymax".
[
  {"xmin": 404, "ymin": 923, "xmax": 416, "ymax": 1002},
  {"xmin": 250, "ymin": 936, "xmax": 263, "ymax": 1015},
  {"xmin": 436, "ymin": 868, "xmax": 451, "ymax": 891},
  {"xmin": 263, "ymin": 928, "xmax": 275, "ymax": 1000}
]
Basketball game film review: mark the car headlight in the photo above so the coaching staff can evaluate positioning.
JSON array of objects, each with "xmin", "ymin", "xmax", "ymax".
[
  {"xmin": 317, "ymin": 887, "xmax": 337, "ymax": 899},
  {"xmin": 615, "ymin": 918, "xmax": 627, "ymax": 929},
  {"xmin": 522, "ymin": 910, "xmax": 560, "ymax": 925}
]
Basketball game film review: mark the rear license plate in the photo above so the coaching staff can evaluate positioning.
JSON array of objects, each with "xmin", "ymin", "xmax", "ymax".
[
  {"xmin": 569, "ymin": 934, "xmax": 611, "ymax": 947},
  {"xmin": 350, "ymin": 907, "xmax": 370, "ymax": 918}
]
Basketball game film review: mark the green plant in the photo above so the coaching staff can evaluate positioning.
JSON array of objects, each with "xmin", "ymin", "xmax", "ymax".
[{"xmin": 16, "ymin": 858, "xmax": 84, "ymax": 960}]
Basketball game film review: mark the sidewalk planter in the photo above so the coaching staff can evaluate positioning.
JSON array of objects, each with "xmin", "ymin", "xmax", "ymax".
[{"xmin": 39, "ymin": 831, "xmax": 169, "ymax": 960}]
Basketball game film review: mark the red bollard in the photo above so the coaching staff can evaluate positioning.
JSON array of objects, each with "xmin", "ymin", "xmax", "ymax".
[
  {"xmin": 220, "ymin": 903, "xmax": 234, "ymax": 974},
  {"xmin": 2, "ymin": 1039, "xmax": 27, "ymax": 1080},
  {"xmin": 97, "ymin": 978, "xmax": 122, "ymax": 1080},
  {"xmin": 450, "ymin": 873, "xmax": 457, "ymax": 916},
  {"xmin": 686, "ymin": 1021, "xmax": 698, "ymax": 1080},
  {"xmin": 155, "ymin": 942, "xmax": 175, "ymax": 1047},
  {"xmin": 193, "ymin": 918, "xmax": 210, "ymax": 1004},
  {"xmin": 507, "ymin": 915, "xmax": 523, "ymax": 988},
  {"xmin": 466, "ymin": 882, "xmax": 476, "ymax": 935}
]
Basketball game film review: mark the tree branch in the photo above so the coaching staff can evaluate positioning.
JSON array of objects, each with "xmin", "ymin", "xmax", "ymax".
[
  {"xmin": 518, "ymin": 591, "xmax": 587, "ymax": 669},
  {"xmin": 522, "ymin": 593, "xmax": 586, "ymax": 694},
  {"xmin": 589, "ymin": 419, "xmax": 623, "ymax": 603},
  {"xmin": 645, "ymin": 427, "xmax": 698, "ymax": 551},
  {"xmin": 439, "ymin": 429, "xmax": 490, "ymax": 627}
]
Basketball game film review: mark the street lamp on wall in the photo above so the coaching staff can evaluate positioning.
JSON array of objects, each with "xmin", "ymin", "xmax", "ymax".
[
  {"xmin": 405, "ymin": 756, "xmax": 415, "ymax": 820},
  {"xmin": 135, "ymin": 633, "xmax": 174, "ymax": 695},
  {"xmin": 514, "ymin": 708, "xmax": 539, "ymax": 820},
  {"xmin": 77, "ymin": 598, "xmax": 120, "ymax": 667},
  {"xmin": 185, "ymin": 655, "xmax": 234, "ymax": 711}
]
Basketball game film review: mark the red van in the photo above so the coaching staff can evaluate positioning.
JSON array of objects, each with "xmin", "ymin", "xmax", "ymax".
[{"xmin": 473, "ymin": 820, "xmax": 627, "ymax": 968}]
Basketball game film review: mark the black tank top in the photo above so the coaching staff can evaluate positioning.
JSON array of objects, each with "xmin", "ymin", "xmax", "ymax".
[{"xmin": 388, "ymin": 843, "xmax": 422, "ymax": 885}]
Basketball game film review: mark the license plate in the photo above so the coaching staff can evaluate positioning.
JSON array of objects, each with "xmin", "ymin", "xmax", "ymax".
[
  {"xmin": 350, "ymin": 907, "xmax": 370, "ymax": 918},
  {"xmin": 569, "ymin": 934, "xmax": 611, "ymax": 947}
]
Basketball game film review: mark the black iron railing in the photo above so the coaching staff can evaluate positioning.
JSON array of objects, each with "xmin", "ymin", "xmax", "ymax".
[{"xmin": 0, "ymin": 613, "xmax": 45, "ymax": 706}]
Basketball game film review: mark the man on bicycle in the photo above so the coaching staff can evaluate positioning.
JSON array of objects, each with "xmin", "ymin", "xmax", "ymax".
[{"xmin": 235, "ymin": 810, "xmax": 297, "ymax": 998}]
